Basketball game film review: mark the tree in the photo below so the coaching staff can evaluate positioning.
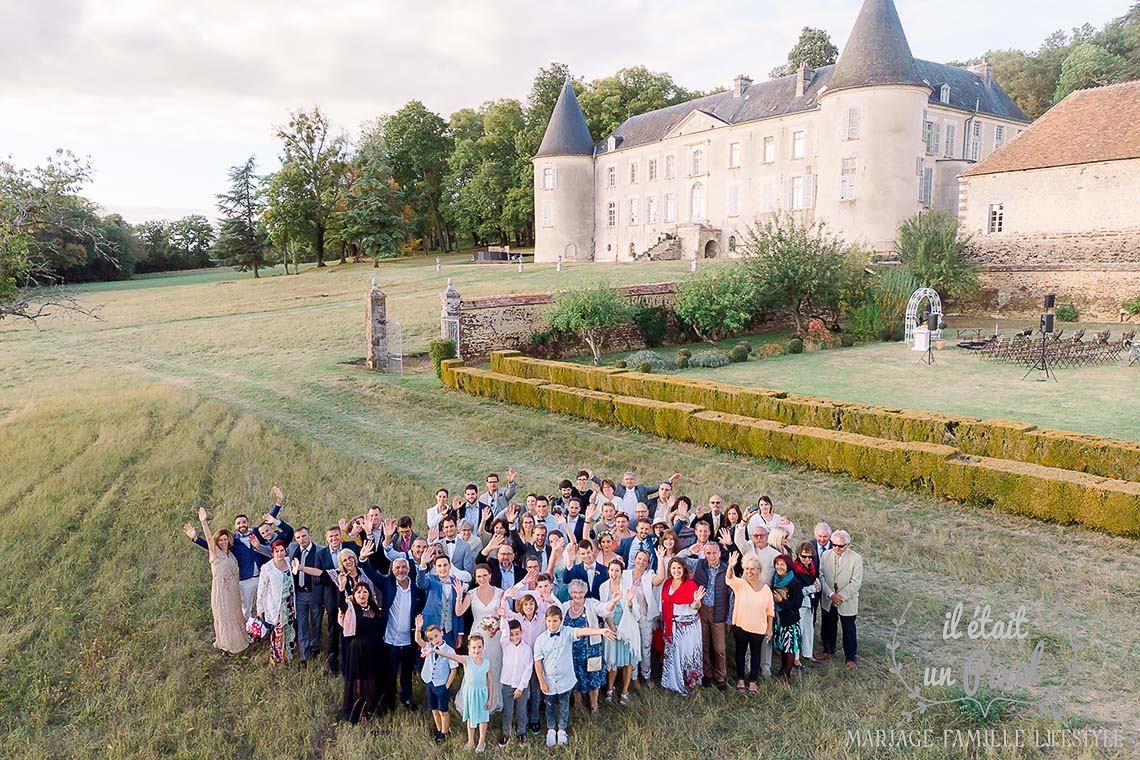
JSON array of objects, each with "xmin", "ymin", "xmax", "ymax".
[
  {"xmin": 274, "ymin": 107, "xmax": 349, "ymax": 267},
  {"xmin": 769, "ymin": 27, "xmax": 838, "ymax": 78},
  {"xmin": 0, "ymin": 151, "xmax": 110, "ymax": 322},
  {"xmin": 336, "ymin": 149, "xmax": 407, "ymax": 265},
  {"xmin": 380, "ymin": 101, "xmax": 453, "ymax": 253},
  {"xmin": 167, "ymin": 215, "xmax": 215, "ymax": 269},
  {"xmin": 211, "ymin": 157, "xmax": 270, "ymax": 278},
  {"xmin": 895, "ymin": 210, "xmax": 980, "ymax": 301},
  {"xmin": 135, "ymin": 220, "xmax": 171, "ymax": 273},
  {"xmin": 985, "ymin": 49, "xmax": 1057, "ymax": 119},
  {"xmin": 742, "ymin": 214, "xmax": 850, "ymax": 331},
  {"xmin": 546, "ymin": 284, "xmax": 633, "ymax": 364},
  {"xmin": 578, "ymin": 66, "xmax": 702, "ymax": 141},
  {"xmin": 1054, "ymin": 42, "xmax": 1130, "ymax": 100},
  {"xmin": 673, "ymin": 265, "xmax": 759, "ymax": 344},
  {"xmin": 262, "ymin": 163, "xmax": 316, "ymax": 269}
]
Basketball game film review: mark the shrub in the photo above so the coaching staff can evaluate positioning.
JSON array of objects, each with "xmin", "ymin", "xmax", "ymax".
[
  {"xmin": 633, "ymin": 304, "xmax": 670, "ymax": 347},
  {"xmin": 736, "ymin": 340, "xmax": 754, "ymax": 355},
  {"xmin": 846, "ymin": 302, "xmax": 885, "ymax": 342},
  {"xmin": 688, "ymin": 350, "xmax": 730, "ymax": 368},
  {"xmin": 428, "ymin": 338, "xmax": 457, "ymax": 378},
  {"xmin": 547, "ymin": 283, "xmax": 634, "ymax": 364},
  {"xmin": 1123, "ymin": 295, "xmax": 1140, "ymax": 316},
  {"xmin": 674, "ymin": 264, "xmax": 760, "ymax": 344},
  {"xmin": 637, "ymin": 361, "xmax": 653, "ymax": 374},
  {"xmin": 625, "ymin": 349, "xmax": 672, "ymax": 370},
  {"xmin": 1055, "ymin": 304, "xmax": 1079, "ymax": 322},
  {"xmin": 614, "ymin": 359, "xmax": 627, "ymax": 368},
  {"xmin": 895, "ymin": 210, "xmax": 981, "ymax": 300},
  {"xmin": 840, "ymin": 333, "xmax": 855, "ymax": 348},
  {"xmin": 677, "ymin": 348, "xmax": 692, "ymax": 359},
  {"xmin": 759, "ymin": 342, "xmax": 785, "ymax": 358},
  {"xmin": 729, "ymin": 344, "xmax": 750, "ymax": 362},
  {"xmin": 674, "ymin": 353, "xmax": 690, "ymax": 369},
  {"xmin": 786, "ymin": 338, "xmax": 804, "ymax": 354}
]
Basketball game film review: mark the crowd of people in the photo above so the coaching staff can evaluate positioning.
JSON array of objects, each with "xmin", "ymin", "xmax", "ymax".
[{"xmin": 185, "ymin": 470, "xmax": 865, "ymax": 751}]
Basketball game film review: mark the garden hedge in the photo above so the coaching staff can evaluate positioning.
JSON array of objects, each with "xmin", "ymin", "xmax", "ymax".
[
  {"xmin": 447, "ymin": 355, "xmax": 1140, "ymax": 536},
  {"xmin": 487, "ymin": 351, "xmax": 1140, "ymax": 483}
]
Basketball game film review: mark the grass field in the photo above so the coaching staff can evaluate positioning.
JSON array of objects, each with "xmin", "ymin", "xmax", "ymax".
[{"xmin": 1, "ymin": 259, "xmax": 1138, "ymax": 759}]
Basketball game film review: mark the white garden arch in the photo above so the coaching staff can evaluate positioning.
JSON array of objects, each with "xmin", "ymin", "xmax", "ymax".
[{"xmin": 905, "ymin": 288, "xmax": 943, "ymax": 345}]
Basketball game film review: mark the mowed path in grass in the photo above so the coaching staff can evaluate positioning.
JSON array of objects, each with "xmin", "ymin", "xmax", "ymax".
[{"xmin": 1, "ymin": 259, "xmax": 1138, "ymax": 759}]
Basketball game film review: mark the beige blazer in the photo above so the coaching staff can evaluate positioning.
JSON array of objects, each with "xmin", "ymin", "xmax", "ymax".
[{"xmin": 819, "ymin": 548, "xmax": 863, "ymax": 616}]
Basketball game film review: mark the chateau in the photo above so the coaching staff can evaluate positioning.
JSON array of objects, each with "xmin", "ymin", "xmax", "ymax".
[{"xmin": 531, "ymin": 0, "xmax": 1030, "ymax": 263}]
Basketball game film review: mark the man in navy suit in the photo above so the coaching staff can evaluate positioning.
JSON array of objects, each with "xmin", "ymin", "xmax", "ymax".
[
  {"xmin": 810, "ymin": 521, "xmax": 833, "ymax": 563},
  {"xmin": 488, "ymin": 543, "xmax": 522, "ymax": 591},
  {"xmin": 562, "ymin": 539, "xmax": 607, "ymax": 599},
  {"xmin": 321, "ymin": 524, "xmax": 356, "ymax": 673},
  {"xmin": 618, "ymin": 519, "xmax": 659, "ymax": 571},
  {"xmin": 378, "ymin": 557, "xmax": 427, "ymax": 711}
]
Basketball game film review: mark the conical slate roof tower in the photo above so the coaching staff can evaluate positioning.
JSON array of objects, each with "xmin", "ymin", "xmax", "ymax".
[
  {"xmin": 828, "ymin": 0, "xmax": 926, "ymax": 93},
  {"xmin": 534, "ymin": 79, "xmax": 595, "ymax": 158}
]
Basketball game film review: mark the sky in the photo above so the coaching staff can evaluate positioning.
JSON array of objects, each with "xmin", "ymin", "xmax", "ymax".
[{"xmin": 0, "ymin": 0, "xmax": 1129, "ymax": 223}]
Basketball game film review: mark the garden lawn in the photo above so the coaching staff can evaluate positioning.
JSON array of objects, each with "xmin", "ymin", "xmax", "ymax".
[{"xmin": 1, "ymin": 258, "xmax": 1138, "ymax": 759}]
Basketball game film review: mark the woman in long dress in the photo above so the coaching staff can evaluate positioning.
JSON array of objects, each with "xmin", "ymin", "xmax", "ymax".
[
  {"xmin": 455, "ymin": 564, "xmax": 504, "ymax": 713},
  {"xmin": 338, "ymin": 579, "xmax": 384, "ymax": 723},
  {"xmin": 186, "ymin": 508, "xmax": 248, "ymax": 654},
  {"xmin": 257, "ymin": 540, "xmax": 296, "ymax": 664},
  {"xmin": 659, "ymin": 555, "xmax": 704, "ymax": 696},
  {"xmin": 564, "ymin": 579, "xmax": 608, "ymax": 713},
  {"xmin": 599, "ymin": 558, "xmax": 639, "ymax": 704}
]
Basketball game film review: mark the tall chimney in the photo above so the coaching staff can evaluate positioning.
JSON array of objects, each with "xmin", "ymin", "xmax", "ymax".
[
  {"xmin": 967, "ymin": 56, "xmax": 993, "ymax": 88},
  {"xmin": 733, "ymin": 74, "xmax": 753, "ymax": 98},
  {"xmin": 796, "ymin": 61, "xmax": 815, "ymax": 98}
]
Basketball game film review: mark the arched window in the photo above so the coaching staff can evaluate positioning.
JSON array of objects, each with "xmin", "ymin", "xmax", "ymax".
[
  {"xmin": 728, "ymin": 235, "xmax": 737, "ymax": 253},
  {"xmin": 690, "ymin": 148, "xmax": 705, "ymax": 176},
  {"xmin": 940, "ymin": 84, "xmax": 950, "ymax": 104},
  {"xmin": 690, "ymin": 182, "xmax": 706, "ymax": 222}
]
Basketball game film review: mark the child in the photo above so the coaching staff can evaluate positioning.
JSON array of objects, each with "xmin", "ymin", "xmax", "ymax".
[
  {"xmin": 498, "ymin": 618, "xmax": 533, "ymax": 747},
  {"xmin": 532, "ymin": 606, "xmax": 615, "ymax": 746},
  {"xmin": 428, "ymin": 631, "xmax": 494, "ymax": 752},
  {"xmin": 499, "ymin": 591, "xmax": 545, "ymax": 735},
  {"xmin": 415, "ymin": 614, "xmax": 458, "ymax": 744}
]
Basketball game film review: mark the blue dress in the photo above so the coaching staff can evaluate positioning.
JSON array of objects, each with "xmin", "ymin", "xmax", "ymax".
[
  {"xmin": 566, "ymin": 607, "xmax": 606, "ymax": 693},
  {"xmin": 458, "ymin": 655, "xmax": 491, "ymax": 726},
  {"xmin": 605, "ymin": 603, "xmax": 637, "ymax": 669}
]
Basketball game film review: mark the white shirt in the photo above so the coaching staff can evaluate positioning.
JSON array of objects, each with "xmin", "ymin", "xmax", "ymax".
[
  {"xmin": 385, "ymin": 579, "xmax": 413, "ymax": 646},
  {"xmin": 443, "ymin": 537, "xmax": 458, "ymax": 559},
  {"xmin": 500, "ymin": 628, "xmax": 535, "ymax": 690},
  {"xmin": 620, "ymin": 489, "xmax": 639, "ymax": 520}
]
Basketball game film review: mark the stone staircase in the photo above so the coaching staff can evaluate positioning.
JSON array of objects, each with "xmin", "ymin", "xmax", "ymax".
[{"xmin": 637, "ymin": 235, "xmax": 683, "ymax": 261}]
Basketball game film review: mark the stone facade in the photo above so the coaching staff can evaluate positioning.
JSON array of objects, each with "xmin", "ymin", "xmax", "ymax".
[
  {"xmin": 444, "ymin": 283, "xmax": 677, "ymax": 362},
  {"xmin": 960, "ymin": 266, "xmax": 1140, "ymax": 321},
  {"xmin": 365, "ymin": 280, "xmax": 389, "ymax": 371}
]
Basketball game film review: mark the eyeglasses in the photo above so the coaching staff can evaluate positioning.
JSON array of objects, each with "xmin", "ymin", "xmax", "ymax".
[
  {"xmin": 832, "ymin": 543, "xmax": 849, "ymax": 549},
  {"xmin": 799, "ymin": 553, "xmax": 813, "ymax": 558},
  {"xmin": 710, "ymin": 501, "xmax": 722, "ymax": 505}
]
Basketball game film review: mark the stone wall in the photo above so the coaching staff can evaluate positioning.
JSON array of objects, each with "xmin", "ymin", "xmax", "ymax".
[
  {"xmin": 966, "ymin": 230, "xmax": 1140, "ymax": 267},
  {"xmin": 444, "ymin": 282, "xmax": 677, "ymax": 362},
  {"xmin": 958, "ymin": 265, "xmax": 1140, "ymax": 320}
]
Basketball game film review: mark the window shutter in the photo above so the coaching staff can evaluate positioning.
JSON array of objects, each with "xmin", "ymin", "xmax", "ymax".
[
  {"xmin": 945, "ymin": 125, "xmax": 956, "ymax": 157},
  {"xmin": 552, "ymin": 167, "xmax": 557, "ymax": 189},
  {"xmin": 783, "ymin": 179, "xmax": 792, "ymax": 211},
  {"xmin": 932, "ymin": 125, "xmax": 941, "ymax": 157},
  {"xmin": 804, "ymin": 175, "xmax": 815, "ymax": 209}
]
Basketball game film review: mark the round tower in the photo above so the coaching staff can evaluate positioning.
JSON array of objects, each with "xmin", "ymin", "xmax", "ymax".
[
  {"xmin": 816, "ymin": 0, "xmax": 932, "ymax": 250},
  {"xmin": 532, "ymin": 79, "xmax": 595, "ymax": 263}
]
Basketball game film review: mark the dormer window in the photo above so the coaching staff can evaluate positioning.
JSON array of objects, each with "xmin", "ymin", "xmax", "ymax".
[
  {"xmin": 940, "ymin": 84, "xmax": 950, "ymax": 104},
  {"xmin": 606, "ymin": 135, "xmax": 622, "ymax": 152}
]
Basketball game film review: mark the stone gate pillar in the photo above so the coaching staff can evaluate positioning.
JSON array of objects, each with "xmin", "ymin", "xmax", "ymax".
[
  {"xmin": 441, "ymin": 277, "xmax": 461, "ymax": 357},
  {"xmin": 366, "ymin": 278, "xmax": 389, "ymax": 371}
]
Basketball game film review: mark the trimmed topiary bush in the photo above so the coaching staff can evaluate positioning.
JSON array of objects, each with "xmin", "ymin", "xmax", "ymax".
[
  {"xmin": 625, "ymin": 350, "xmax": 672, "ymax": 370},
  {"xmin": 729, "ymin": 344, "xmax": 750, "ymax": 363},
  {"xmin": 674, "ymin": 354, "xmax": 690, "ymax": 369},
  {"xmin": 614, "ymin": 360, "xmax": 627, "ymax": 368},
  {"xmin": 428, "ymin": 338, "xmax": 457, "ymax": 378},
  {"xmin": 1056, "ymin": 304, "xmax": 1079, "ymax": 322},
  {"xmin": 688, "ymin": 350, "xmax": 730, "ymax": 368},
  {"xmin": 840, "ymin": 333, "xmax": 855, "ymax": 348},
  {"xmin": 638, "ymin": 361, "xmax": 653, "ymax": 374},
  {"xmin": 677, "ymin": 348, "xmax": 693, "ymax": 360},
  {"xmin": 759, "ymin": 342, "xmax": 784, "ymax": 358},
  {"xmin": 736, "ymin": 340, "xmax": 754, "ymax": 355},
  {"xmin": 786, "ymin": 338, "xmax": 804, "ymax": 354}
]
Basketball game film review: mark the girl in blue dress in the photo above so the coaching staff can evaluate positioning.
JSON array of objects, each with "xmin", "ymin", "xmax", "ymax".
[{"xmin": 431, "ymin": 633, "xmax": 494, "ymax": 752}]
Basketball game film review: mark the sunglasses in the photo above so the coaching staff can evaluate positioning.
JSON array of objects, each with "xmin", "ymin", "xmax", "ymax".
[
  {"xmin": 832, "ymin": 543, "xmax": 848, "ymax": 548},
  {"xmin": 799, "ymin": 554, "xmax": 813, "ymax": 558}
]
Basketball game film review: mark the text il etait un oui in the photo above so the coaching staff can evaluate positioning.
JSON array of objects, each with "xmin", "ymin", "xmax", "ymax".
[{"xmin": 923, "ymin": 604, "xmax": 1041, "ymax": 691}]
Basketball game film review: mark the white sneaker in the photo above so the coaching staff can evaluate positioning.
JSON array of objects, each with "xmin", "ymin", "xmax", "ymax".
[
  {"xmin": 546, "ymin": 730, "xmax": 557, "ymax": 747},
  {"xmin": 556, "ymin": 730, "xmax": 568, "ymax": 745}
]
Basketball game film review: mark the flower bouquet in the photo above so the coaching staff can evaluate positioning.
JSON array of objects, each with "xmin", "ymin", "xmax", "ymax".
[
  {"xmin": 246, "ymin": 616, "xmax": 267, "ymax": 642},
  {"xmin": 479, "ymin": 614, "xmax": 501, "ymax": 637}
]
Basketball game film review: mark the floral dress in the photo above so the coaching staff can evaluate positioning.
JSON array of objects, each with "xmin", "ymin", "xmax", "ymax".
[
  {"xmin": 269, "ymin": 568, "xmax": 296, "ymax": 664},
  {"xmin": 565, "ymin": 606, "xmax": 605, "ymax": 693}
]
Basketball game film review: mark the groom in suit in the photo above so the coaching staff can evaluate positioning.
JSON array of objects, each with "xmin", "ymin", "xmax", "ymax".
[{"xmin": 819, "ymin": 529, "xmax": 864, "ymax": 670}]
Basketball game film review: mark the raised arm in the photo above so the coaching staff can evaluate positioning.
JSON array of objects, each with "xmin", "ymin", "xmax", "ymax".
[
  {"xmin": 428, "ymin": 646, "xmax": 465, "ymax": 665},
  {"xmin": 454, "ymin": 579, "xmax": 473, "ymax": 616},
  {"xmin": 197, "ymin": 508, "xmax": 217, "ymax": 561},
  {"xmin": 269, "ymin": 485, "xmax": 284, "ymax": 518}
]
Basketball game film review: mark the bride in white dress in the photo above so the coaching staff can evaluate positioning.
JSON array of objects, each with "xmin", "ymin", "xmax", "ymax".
[{"xmin": 456, "ymin": 565, "xmax": 504, "ymax": 713}]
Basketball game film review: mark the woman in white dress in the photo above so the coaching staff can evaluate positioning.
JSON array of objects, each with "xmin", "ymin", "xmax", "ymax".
[{"xmin": 456, "ymin": 563, "xmax": 504, "ymax": 713}]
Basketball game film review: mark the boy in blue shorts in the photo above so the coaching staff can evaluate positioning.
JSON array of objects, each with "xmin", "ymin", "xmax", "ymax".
[{"xmin": 416, "ymin": 614, "xmax": 458, "ymax": 743}]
